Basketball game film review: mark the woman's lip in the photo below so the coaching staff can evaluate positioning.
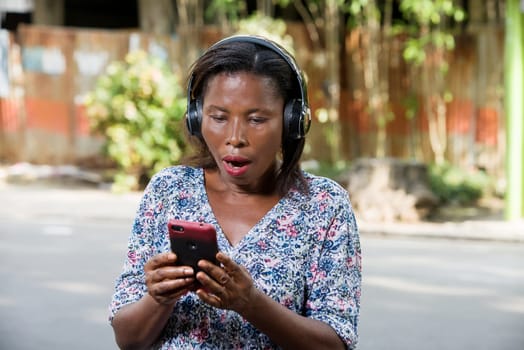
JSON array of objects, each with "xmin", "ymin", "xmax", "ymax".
[
  {"xmin": 222, "ymin": 158, "xmax": 250, "ymax": 177},
  {"xmin": 222, "ymin": 161, "xmax": 250, "ymax": 176},
  {"xmin": 223, "ymin": 155, "xmax": 250, "ymax": 163}
]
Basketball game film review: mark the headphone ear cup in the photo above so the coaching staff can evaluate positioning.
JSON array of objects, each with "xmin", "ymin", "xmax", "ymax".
[
  {"xmin": 284, "ymin": 99, "xmax": 310, "ymax": 139},
  {"xmin": 186, "ymin": 99, "xmax": 203, "ymax": 137}
]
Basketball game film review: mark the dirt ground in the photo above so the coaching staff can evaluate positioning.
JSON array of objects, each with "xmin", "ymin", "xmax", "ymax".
[{"xmin": 428, "ymin": 196, "xmax": 506, "ymax": 223}]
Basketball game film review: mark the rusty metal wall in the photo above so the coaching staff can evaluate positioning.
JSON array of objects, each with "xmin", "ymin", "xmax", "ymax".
[
  {"xmin": 0, "ymin": 24, "xmax": 505, "ymax": 177},
  {"xmin": 333, "ymin": 27, "xmax": 505, "ymax": 176},
  {"xmin": 0, "ymin": 25, "xmax": 181, "ymax": 165}
]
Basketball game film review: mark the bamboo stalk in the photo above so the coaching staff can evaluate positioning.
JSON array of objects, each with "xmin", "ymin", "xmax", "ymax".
[{"xmin": 504, "ymin": 0, "xmax": 524, "ymax": 219}]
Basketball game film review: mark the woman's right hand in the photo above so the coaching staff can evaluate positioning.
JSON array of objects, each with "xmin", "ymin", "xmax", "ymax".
[{"xmin": 144, "ymin": 252, "xmax": 196, "ymax": 305}]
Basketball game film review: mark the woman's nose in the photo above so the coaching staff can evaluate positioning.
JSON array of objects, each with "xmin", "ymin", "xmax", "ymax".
[{"xmin": 226, "ymin": 118, "xmax": 247, "ymax": 146}]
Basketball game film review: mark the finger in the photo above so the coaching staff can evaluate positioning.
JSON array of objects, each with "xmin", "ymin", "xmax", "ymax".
[
  {"xmin": 161, "ymin": 266, "xmax": 195, "ymax": 279},
  {"xmin": 147, "ymin": 266, "xmax": 194, "ymax": 284},
  {"xmin": 195, "ymin": 270, "xmax": 221, "ymax": 288},
  {"xmin": 215, "ymin": 253, "xmax": 241, "ymax": 275},
  {"xmin": 216, "ymin": 252, "xmax": 231, "ymax": 265},
  {"xmin": 149, "ymin": 277, "xmax": 195, "ymax": 296},
  {"xmin": 154, "ymin": 286, "xmax": 192, "ymax": 305},
  {"xmin": 156, "ymin": 252, "xmax": 178, "ymax": 265},
  {"xmin": 196, "ymin": 288, "xmax": 223, "ymax": 308},
  {"xmin": 145, "ymin": 252, "xmax": 177, "ymax": 271},
  {"xmin": 195, "ymin": 263, "xmax": 233, "ymax": 290}
]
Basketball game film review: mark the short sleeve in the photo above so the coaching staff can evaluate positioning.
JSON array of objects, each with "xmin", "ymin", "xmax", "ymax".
[
  {"xmin": 108, "ymin": 174, "xmax": 167, "ymax": 322},
  {"xmin": 305, "ymin": 191, "xmax": 362, "ymax": 349}
]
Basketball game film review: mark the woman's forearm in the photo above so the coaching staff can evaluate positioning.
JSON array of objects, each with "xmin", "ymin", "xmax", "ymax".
[
  {"xmin": 241, "ymin": 289, "xmax": 345, "ymax": 350},
  {"xmin": 111, "ymin": 294, "xmax": 175, "ymax": 350}
]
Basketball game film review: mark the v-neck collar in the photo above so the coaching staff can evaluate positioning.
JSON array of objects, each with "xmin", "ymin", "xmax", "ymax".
[{"xmin": 198, "ymin": 168, "xmax": 294, "ymax": 251}]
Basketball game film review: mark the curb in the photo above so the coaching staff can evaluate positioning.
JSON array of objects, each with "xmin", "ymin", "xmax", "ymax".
[
  {"xmin": 0, "ymin": 163, "xmax": 108, "ymax": 188},
  {"xmin": 359, "ymin": 220, "xmax": 524, "ymax": 243},
  {"xmin": 2, "ymin": 164, "xmax": 523, "ymax": 243}
]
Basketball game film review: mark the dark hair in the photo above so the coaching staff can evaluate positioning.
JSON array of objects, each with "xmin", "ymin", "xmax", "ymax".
[{"xmin": 182, "ymin": 39, "xmax": 308, "ymax": 195}]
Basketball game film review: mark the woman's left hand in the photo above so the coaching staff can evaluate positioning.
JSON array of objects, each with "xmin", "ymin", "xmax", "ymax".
[{"xmin": 195, "ymin": 252, "xmax": 258, "ymax": 314}]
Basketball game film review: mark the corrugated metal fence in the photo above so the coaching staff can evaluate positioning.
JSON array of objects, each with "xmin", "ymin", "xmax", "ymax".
[
  {"xmin": 0, "ymin": 24, "xmax": 505, "ymax": 177},
  {"xmin": 0, "ymin": 25, "xmax": 184, "ymax": 165}
]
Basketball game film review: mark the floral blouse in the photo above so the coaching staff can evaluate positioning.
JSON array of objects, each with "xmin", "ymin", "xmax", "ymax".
[{"xmin": 109, "ymin": 166, "xmax": 361, "ymax": 349}]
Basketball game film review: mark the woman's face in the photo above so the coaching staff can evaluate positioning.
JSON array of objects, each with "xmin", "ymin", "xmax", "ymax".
[{"xmin": 201, "ymin": 71, "xmax": 284, "ymax": 192}]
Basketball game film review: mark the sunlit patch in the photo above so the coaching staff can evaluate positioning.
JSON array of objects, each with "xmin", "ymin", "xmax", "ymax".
[
  {"xmin": 42, "ymin": 225, "xmax": 73, "ymax": 236},
  {"xmin": 83, "ymin": 307, "xmax": 111, "ymax": 325},
  {"xmin": 0, "ymin": 296, "xmax": 15, "ymax": 306},
  {"xmin": 43, "ymin": 281, "xmax": 107, "ymax": 295},
  {"xmin": 364, "ymin": 275, "xmax": 492, "ymax": 296},
  {"xmin": 491, "ymin": 296, "xmax": 524, "ymax": 314}
]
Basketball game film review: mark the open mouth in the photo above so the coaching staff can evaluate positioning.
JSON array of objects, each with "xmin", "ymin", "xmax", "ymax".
[
  {"xmin": 226, "ymin": 160, "xmax": 249, "ymax": 168},
  {"xmin": 222, "ymin": 156, "xmax": 251, "ymax": 176},
  {"xmin": 223, "ymin": 155, "xmax": 250, "ymax": 166}
]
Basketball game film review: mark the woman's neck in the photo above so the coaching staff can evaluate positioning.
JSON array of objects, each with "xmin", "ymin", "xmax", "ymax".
[{"xmin": 204, "ymin": 166, "xmax": 279, "ymax": 197}]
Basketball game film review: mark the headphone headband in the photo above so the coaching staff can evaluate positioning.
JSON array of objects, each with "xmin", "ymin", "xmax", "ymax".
[{"xmin": 186, "ymin": 35, "xmax": 311, "ymax": 139}]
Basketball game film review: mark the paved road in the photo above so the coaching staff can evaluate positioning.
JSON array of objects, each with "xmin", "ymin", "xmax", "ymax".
[
  {"xmin": 359, "ymin": 236, "xmax": 524, "ymax": 350},
  {"xmin": 1, "ymin": 184, "xmax": 523, "ymax": 349},
  {"xmin": 0, "ymin": 185, "xmax": 138, "ymax": 350}
]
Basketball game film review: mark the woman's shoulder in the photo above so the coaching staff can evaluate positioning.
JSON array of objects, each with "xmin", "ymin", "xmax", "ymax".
[
  {"xmin": 290, "ymin": 171, "xmax": 354, "ymax": 223},
  {"xmin": 155, "ymin": 164, "xmax": 201, "ymax": 177},
  {"xmin": 148, "ymin": 165, "xmax": 202, "ymax": 190},
  {"xmin": 302, "ymin": 171, "xmax": 348, "ymax": 198}
]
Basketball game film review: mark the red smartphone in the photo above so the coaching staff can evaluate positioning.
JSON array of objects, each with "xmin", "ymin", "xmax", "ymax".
[{"xmin": 167, "ymin": 219, "xmax": 219, "ymax": 275}]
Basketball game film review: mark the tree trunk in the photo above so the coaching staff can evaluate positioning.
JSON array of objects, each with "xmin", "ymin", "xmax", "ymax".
[
  {"xmin": 324, "ymin": 0, "xmax": 342, "ymax": 164},
  {"xmin": 257, "ymin": 0, "xmax": 273, "ymax": 17},
  {"xmin": 174, "ymin": 0, "xmax": 204, "ymax": 72},
  {"xmin": 33, "ymin": 0, "xmax": 64, "ymax": 26},
  {"xmin": 138, "ymin": 0, "xmax": 174, "ymax": 35}
]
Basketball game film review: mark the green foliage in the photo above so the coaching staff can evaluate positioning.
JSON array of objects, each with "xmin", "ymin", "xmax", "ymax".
[
  {"xmin": 302, "ymin": 159, "xmax": 350, "ymax": 181},
  {"xmin": 396, "ymin": 0, "xmax": 465, "ymax": 66},
  {"xmin": 206, "ymin": 0, "xmax": 246, "ymax": 23},
  {"xmin": 345, "ymin": 0, "xmax": 379, "ymax": 17},
  {"xmin": 400, "ymin": 0, "xmax": 466, "ymax": 25},
  {"xmin": 428, "ymin": 163, "xmax": 492, "ymax": 205},
  {"xmin": 343, "ymin": 0, "xmax": 465, "ymax": 66},
  {"xmin": 235, "ymin": 12, "xmax": 295, "ymax": 52},
  {"xmin": 402, "ymin": 94, "xmax": 419, "ymax": 120},
  {"xmin": 85, "ymin": 51, "xmax": 187, "ymax": 192}
]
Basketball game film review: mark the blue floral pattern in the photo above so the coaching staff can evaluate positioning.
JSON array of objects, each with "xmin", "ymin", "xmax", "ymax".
[{"xmin": 109, "ymin": 166, "xmax": 361, "ymax": 349}]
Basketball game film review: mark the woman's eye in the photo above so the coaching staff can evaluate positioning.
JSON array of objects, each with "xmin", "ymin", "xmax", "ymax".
[
  {"xmin": 210, "ymin": 115, "xmax": 226, "ymax": 122},
  {"xmin": 249, "ymin": 116, "xmax": 266, "ymax": 124}
]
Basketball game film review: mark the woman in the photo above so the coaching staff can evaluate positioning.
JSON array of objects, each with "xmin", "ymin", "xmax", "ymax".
[{"xmin": 109, "ymin": 35, "xmax": 361, "ymax": 350}]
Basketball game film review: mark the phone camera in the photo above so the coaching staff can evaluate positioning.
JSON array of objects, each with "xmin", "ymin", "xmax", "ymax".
[{"xmin": 171, "ymin": 225, "xmax": 185, "ymax": 233}]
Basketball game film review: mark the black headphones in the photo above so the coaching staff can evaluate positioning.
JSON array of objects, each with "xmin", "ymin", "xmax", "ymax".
[{"xmin": 186, "ymin": 35, "xmax": 311, "ymax": 140}]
